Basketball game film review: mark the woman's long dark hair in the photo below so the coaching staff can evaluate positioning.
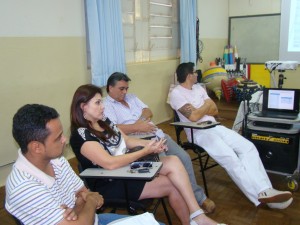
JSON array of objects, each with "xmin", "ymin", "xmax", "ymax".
[{"xmin": 70, "ymin": 84, "xmax": 116, "ymax": 141}]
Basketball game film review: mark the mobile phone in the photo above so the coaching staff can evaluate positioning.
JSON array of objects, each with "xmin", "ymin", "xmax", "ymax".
[
  {"xmin": 197, "ymin": 121, "xmax": 212, "ymax": 126},
  {"xmin": 138, "ymin": 168, "xmax": 150, "ymax": 173}
]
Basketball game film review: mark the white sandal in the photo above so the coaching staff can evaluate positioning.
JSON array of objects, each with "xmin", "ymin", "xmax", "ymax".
[
  {"xmin": 190, "ymin": 209, "xmax": 205, "ymax": 225},
  {"xmin": 190, "ymin": 209, "xmax": 227, "ymax": 225}
]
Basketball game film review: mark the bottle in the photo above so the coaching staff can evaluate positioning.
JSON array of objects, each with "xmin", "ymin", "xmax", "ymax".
[
  {"xmin": 223, "ymin": 46, "xmax": 228, "ymax": 65},
  {"xmin": 234, "ymin": 45, "xmax": 238, "ymax": 59},
  {"xmin": 228, "ymin": 45, "xmax": 233, "ymax": 64}
]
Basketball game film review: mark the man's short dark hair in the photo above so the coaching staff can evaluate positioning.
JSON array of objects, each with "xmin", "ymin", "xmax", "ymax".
[
  {"xmin": 106, "ymin": 72, "xmax": 131, "ymax": 93},
  {"xmin": 12, "ymin": 104, "xmax": 59, "ymax": 153},
  {"xmin": 176, "ymin": 62, "xmax": 195, "ymax": 83}
]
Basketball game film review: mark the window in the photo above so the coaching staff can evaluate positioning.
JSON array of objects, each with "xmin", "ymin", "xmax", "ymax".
[{"xmin": 121, "ymin": 0, "xmax": 179, "ymax": 63}]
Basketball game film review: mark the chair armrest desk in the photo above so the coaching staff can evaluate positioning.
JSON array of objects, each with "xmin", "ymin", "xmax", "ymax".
[
  {"xmin": 170, "ymin": 121, "xmax": 220, "ymax": 143},
  {"xmin": 79, "ymin": 162, "xmax": 163, "ymax": 180},
  {"xmin": 79, "ymin": 162, "xmax": 163, "ymax": 217}
]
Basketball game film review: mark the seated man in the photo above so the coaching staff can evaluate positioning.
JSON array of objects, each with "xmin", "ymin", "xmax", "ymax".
[
  {"xmin": 169, "ymin": 62, "xmax": 293, "ymax": 209},
  {"xmin": 5, "ymin": 104, "xmax": 132, "ymax": 225},
  {"xmin": 103, "ymin": 72, "xmax": 215, "ymax": 213}
]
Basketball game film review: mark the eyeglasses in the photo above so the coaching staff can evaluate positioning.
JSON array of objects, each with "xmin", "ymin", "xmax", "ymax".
[{"xmin": 130, "ymin": 161, "xmax": 153, "ymax": 169}]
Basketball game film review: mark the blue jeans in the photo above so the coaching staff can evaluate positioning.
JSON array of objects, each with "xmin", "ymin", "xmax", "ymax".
[
  {"xmin": 98, "ymin": 213, "xmax": 128, "ymax": 224},
  {"xmin": 98, "ymin": 213, "xmax": 165, "ymax": 225}
]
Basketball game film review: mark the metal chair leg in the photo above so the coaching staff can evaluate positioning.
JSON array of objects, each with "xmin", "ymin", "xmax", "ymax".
[
  {"xmin": 198, "ymin": 152, "xmax": 209, "ymax": 197},
  {"xmin": 161, "ymin": 198, "xmax": 173, "ymax": 225}
]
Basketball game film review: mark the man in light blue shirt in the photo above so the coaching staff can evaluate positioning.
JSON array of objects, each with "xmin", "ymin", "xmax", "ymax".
[{"xmin": 104, "ymin": 72, "xmax": 216, "ymax": 213}]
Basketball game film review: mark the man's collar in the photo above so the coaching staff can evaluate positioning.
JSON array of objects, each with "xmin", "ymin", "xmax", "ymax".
[
  {"xmin": 15, "ymin": 149, "xmax": 62, "ymax": 188},
  {"xmin": 106, "ymin": 94, "xmax": 129, "ymax": 103},
  {"xmin": 106, "ymin": 94, "xmax": 118, "ymax": 103}
]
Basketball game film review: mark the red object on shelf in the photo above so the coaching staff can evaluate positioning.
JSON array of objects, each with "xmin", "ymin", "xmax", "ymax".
[{"xmin": 221, "ymin": 78, "xmax": 239, "ymax": 102}]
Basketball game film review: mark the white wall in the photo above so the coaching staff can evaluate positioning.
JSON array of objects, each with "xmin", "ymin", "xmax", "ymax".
[
  {"xmin": 197, "ymin": 0, "xmax": 229, "ymax": 70},
  {"xmin": 0, "ymin": 0, "xmax": 87, "ymax": 186},
  {"xmin": 229, "ymin": 0, "xmax": 281, "ymax": 16},
  {"xmin": 0, "ymin": 0, "xmax": 85, "ymax": 37},
  {"xmin": 198, "ymin": 0, "xmax": 229, "ymax": 39}
]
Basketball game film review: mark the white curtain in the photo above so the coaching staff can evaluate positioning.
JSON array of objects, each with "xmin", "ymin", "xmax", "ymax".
[
  {"xmin": 179, "ymin": 0, "xmax": 197, "ymax": 64},
  {"xmin": 85, "ymin": 0, "xmax": 126, "ymax": 87}
]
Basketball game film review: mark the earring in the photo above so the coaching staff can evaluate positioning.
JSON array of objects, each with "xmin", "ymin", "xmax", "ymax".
[
  {"xmin": 83, "ymin": 113, "xmax": 87, "ymax": 120},
  {"xmin": 101, "ymin": 114, "xmax": 107, "ymax": 121}
]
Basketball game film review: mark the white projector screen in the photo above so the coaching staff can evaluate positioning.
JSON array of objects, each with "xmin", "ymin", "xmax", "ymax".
[{"xmin": 279, "ymin": 0, "xmax": 300, "ymax": 63}]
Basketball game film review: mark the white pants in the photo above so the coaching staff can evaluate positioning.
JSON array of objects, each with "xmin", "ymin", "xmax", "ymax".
[{"xmin": 191, "ymin": 125, "xmax": 272, "ymax": 206}]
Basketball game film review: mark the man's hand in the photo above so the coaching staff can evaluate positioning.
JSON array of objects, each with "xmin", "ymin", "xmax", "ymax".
[
  {"xmin": 79, "ymin": 191, "xmax": 104, "ymax": 209},
  {"xmin": 61, "ymin": 204, "xmax": 78, "ymax": 221},
  {"xmin": 134, "ymin": 118, "xmax": 157, "ymax": 133},
  {"xmin": 61, "ymin": 191, "xmax": 104, "ymax": 221}
]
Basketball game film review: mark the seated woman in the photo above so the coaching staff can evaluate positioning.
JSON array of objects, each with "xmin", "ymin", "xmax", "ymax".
[{"xmin": 70, "ymin": 84, "xmax": 226, "ymax": 225}]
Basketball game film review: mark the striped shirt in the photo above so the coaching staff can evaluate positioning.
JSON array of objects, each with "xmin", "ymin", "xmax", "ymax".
[
  {"xmin": 104, "ymin": 94, "xmax": 165, "ymax": 138},
  {"xmin": 5, "ymin": 149, "xmax": 88, "ymax": 225}
]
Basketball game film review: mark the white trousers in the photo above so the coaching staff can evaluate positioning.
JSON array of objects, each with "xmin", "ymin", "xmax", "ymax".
[{"xmin": 191, "ymin": 125, "xmax": 272, "ymax": 206}]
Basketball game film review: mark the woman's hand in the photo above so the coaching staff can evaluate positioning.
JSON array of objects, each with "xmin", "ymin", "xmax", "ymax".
[{"xmin": 145, "ymin": 138, "xmax": 167, "ymax": 154}]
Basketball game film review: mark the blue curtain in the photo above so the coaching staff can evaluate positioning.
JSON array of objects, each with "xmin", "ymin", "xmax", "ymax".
[
  {"xmin": 179, "ymin": 0, "xmax": 197, "ymax": 65},
  {"xmin": 85, "ymin": 0, "xmax": 126, "ymax": 87}
]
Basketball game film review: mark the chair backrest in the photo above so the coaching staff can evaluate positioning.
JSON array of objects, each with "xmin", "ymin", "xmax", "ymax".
[
  {"xmin": 77, "ymin": 161, "xmax": 83, "ymax": 173},
  {"xmin": 12, "ymin": 215, "xmax": 24, "ymax": 225},
  {"xmin": 173, "ymin": 110, "xmax": 204, "ymax": 152},
  {"xmin": 77, "ymin": 161, "xmax": 92, "ymax": 189}
]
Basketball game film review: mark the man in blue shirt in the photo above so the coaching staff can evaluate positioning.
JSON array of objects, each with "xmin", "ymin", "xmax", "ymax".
[{"xmin": 104, "ymin": 72, "xmax": 216, "ymax": 213}]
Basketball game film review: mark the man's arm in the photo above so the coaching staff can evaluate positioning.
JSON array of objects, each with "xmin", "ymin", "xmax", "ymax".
[
  {"xmin": 117, "ymin": 108, "xmax": 157, "ymax": 134},
  {"xmin": 139, "ymin": 108, "xmax": 153, "ymax": 121},
  {"xmin": 178, "ymin": 99, "xmax": 218, "ymax": 122},
  {"xmin": 58, "ymin": 187, "xmax": 103, "ymax": 225}
]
